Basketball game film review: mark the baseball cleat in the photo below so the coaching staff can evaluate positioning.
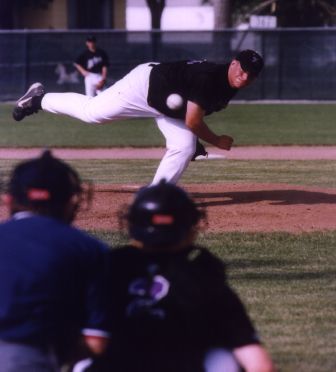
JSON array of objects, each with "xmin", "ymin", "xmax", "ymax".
[
  {"xmin": 13, "ymin": 82, "xmax": 45, "ymax": 121},
  {"xmin": 191, "ymin": 139, "xmax": 208, "ymax": 161}
]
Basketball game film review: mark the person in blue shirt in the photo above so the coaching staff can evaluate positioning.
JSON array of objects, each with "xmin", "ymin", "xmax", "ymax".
[{"xmin": 0, "ymin": 150, "xmax": 110, "ymax": 372}]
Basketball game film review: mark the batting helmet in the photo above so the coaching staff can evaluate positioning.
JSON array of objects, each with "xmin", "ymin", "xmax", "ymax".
[
  {"xmin": 8, "ymin": 149, "xmax": 83, "ymax": 221},
  {"xmin": 127, "ymin": 180, "xmax": 202, "ymax": 248}
]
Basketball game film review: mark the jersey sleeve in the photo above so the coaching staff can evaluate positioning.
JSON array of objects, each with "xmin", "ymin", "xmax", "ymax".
[
  {"xmin": 81, "ymin": 239, "xmax": 111, "ymax": 338},
  {"xmin": 101, "ymin": 50, "xmax": 110, "ymax": 67},
  {"xmin": 193, "ymin": 248, "xmax": 260, "ymax": 349},
  {"xmin": 215, "ymin": 286, "xmax": 261, "ymax": 349},
  {"xmin": 75, "ymin": 52, "xmax": 86, "ymax": 68}
]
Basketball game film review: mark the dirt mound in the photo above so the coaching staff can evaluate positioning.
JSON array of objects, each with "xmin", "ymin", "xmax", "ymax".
[{"xmin": 74, "ymin": 182, "xmax": 336, "ymax": 233}]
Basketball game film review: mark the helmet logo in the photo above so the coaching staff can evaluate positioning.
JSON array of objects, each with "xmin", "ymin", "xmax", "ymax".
[
  {"xmin": 27, "ymin": 188, "xmax": 50, "ymax": 201},
  {"xmin": 152, "ymin": 214, "xmax": 174, "ymax": 225}
]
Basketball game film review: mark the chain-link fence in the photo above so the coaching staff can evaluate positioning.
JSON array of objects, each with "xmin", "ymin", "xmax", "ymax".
[{"xmin": 1, "ymin": 28, "xmax": 336, "ymax": 101}]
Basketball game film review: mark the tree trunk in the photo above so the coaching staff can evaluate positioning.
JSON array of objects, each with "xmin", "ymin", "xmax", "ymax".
[
  {"xmin": 213, "ymin": 0, "xmax": 232, "ymax": 29},
  {"xmin": 146, "ymin": 0, "xmax": 165, "ymax": 29}
]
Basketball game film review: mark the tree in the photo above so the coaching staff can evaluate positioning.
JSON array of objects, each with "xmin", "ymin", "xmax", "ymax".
[
  {"xmin": 275, "ymin": 0, "xmax": 336, "ymax": 27},
  {"xmin": 0, "ymin": 0, "xmax": 53, "ymax": 29},
  {"xmin": 213, "ymin": 0, "xmax": 232, "ymax": 28},
  {"xmin": 234, "ymin": 0, "xmax": 336, "ymax": 27},
  {"xmin": 146, "ymin": 0, "xmax": 166, "ymax": 29}
]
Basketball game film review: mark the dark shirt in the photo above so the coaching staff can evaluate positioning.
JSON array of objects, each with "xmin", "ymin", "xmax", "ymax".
[
  {"xmin": 0, "ymin": 214, "xmax": 109, "ymax": 359},
  {"xmin": 75, "ymin": 48, "xmax": 109, "ymax": 74},
  {"xmin": 148, "ymin": 60, "xmax": 238, "ymax": 119},
  {"xmin": 90, "ymin": 244, "xmax": 259, "ymax": 372}
]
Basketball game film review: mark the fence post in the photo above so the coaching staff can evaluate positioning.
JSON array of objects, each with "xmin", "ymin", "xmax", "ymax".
[{"xmin": 23, "ymin": 30, "xmax": 30, "ymax": 91}]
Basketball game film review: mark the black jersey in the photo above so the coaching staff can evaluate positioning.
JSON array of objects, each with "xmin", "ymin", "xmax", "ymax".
[
  {"xmin": 147, "ymin": 60, "xmax": 238, "ymax": 119},
  {"xmin": 75, "ymin": 48, "xmax": 109, "ymax": 74},
  {"xmin": 89, "ymin": 245, "xmax": 260, "ymax": 372}
]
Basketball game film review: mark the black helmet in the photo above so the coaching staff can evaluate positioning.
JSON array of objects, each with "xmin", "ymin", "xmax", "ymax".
[
  {"xmin": 127, "ymin": 180, "xmax": 201, "ymax": 248},
  {"xmin": 8, "ymin": 149, "xmax": 82, "ymax": 220}
]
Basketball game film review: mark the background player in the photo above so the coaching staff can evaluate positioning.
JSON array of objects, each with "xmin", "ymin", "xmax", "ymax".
[
  {"xmin": 74, "ymin": 180, "xmax": 276, "ymax": 372},
  {"xmin": 74, "ymin": 35, "xmax": 109, "ymax": 97},
  {"xmin": 13, "ymin": 50, "xmax": 263, "ymax": 185},
  {"xmin": 0, "ymin": 150, "xmax": 110, "ymax": 371}
]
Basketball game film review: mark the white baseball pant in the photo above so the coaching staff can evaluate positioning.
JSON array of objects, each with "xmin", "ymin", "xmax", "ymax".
[
  {"xmin": 41, "ymin": 63, "xmax": 196, "ymax": 185},
  {"xmin": 84, "ymin": 72, "xmax": 103, "ymax": 97}
]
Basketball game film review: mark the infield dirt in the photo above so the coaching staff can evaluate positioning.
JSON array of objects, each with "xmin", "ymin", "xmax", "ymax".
[
  {"xmin": 1, "ymin": 146, "xmax": 336, "ymax": 233},
  {"xmin": 73, "ymin": 182, "xmax": 336, "ymax": 233}
]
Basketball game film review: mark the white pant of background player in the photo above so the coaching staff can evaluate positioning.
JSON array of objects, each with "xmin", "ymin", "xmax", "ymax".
[
  {"xmin": 84, "ymin": 72, "xmax": 103, "ymax": 97},
  {"xmin": 41, "ymin": 63, "xmax": 196, "ymax": 185}
]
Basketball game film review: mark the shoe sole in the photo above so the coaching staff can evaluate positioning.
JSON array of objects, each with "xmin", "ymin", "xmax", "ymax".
[{"xmin": 16, "ymin": 82, "xmax": 44, "ymax": 109}]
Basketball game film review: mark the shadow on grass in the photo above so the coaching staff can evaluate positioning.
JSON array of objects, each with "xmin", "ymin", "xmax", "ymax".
[
  {"xmin": 229, "ymin": 270, "xmax": 336, "ymax": 281},
  {"xmin": 191, "ymin": 189, "xmax": 336, "ymax": 207},
  {"xmin": 226, "ymin": 259, "xmax": 336, "ymax": 281}
]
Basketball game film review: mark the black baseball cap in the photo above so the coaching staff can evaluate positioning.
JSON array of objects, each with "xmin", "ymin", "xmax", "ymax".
[
  {"xmin": 235, "ymin": 50, "xmax": 264, "ymax": 76},
  {"xmin": 8, "ymin": 150, "xmax": 82, "ymax": 206},
  {"xmin": 86, "ymin": 35, "xmax": 96, "ymax": 42}
]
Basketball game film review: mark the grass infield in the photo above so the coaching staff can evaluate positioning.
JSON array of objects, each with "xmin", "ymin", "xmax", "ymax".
[
  {"xmin": 91, "ymin": 230, "xmax": 336, "ymax": 372},
  {"xmin": 1, "ymin": 102, "xmax": 336, "ymax": 146},
  {"xmin": 0, "ymin": 159, "xmax": 336, "ymax": 188}
]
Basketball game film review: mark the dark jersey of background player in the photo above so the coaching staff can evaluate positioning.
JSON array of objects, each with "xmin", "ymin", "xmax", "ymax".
[
  {"xmin": 148, "ymin": 60, "xmax": 238, "ymax": 119},
  {"xmin": 75, "ymin": 47, "xmax": 109, "ymax": 74},
  {"xmin": 88, "ymin": 244, "xmax": 260, "ymax": 372}
]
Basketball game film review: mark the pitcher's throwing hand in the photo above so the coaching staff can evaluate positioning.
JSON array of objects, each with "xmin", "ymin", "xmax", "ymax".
[{"xmin": 217, "ymin": 135, "xmax": 234, "ymax": 151}]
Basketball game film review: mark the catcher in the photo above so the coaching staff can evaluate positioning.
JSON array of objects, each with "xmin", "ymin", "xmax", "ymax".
[{"xmin": 75, "ymin": 180, "xmax": 276, "ymax": 372}]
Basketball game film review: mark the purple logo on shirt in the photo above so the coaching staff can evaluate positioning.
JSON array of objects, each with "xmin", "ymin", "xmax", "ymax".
[{"xmin": 126, "ymin": 273, "xmax": 170, "ymax": 319}]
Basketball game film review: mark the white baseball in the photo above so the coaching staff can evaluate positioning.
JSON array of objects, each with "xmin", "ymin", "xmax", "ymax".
[{"xmin": 166, "ymin": 93, "xmax": 183, "ymax": 110}]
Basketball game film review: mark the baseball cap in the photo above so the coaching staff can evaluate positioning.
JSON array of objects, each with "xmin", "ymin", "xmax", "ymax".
[
  {"xmin": 8, "ymin": 150, "xmax": 82, "ymax": 206},
  {"xmin": 235, "ymin": 50, "xmax": 264, "ymax": 76},
  {"xmin": 86, "ymin": 35, "xmax": 96, "ymax": 42}
]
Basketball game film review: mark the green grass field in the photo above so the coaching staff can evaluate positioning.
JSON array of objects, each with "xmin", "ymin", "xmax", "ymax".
[
  {"xmin": 2, "ymin": 102, "xmax": 336, "ymax": 146},
  {"xmin": 1, "ymin": 102, "xmax": 336, "ymax": 371},
  {"xmin": 1, "ymin": 159, "xmax": 336, "ymax": 188},
  {"xmin": 90, "ymin": 230, "xmax": 336, "ymax": 372}
]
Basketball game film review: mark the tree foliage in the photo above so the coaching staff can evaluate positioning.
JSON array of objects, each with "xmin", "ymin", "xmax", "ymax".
[
  {"xmin": 206, "ymin": 0, "xmax": 336, "ymax": 27},
  {"xmin": 0, "ymin": 0, "xmax": 53, "ymax": 28},
  {"xmin": 234, "ymin": 0, "xmax": 336, "ymax": 27}
]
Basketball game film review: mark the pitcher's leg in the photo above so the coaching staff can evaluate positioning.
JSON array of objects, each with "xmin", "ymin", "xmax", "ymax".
[
  {"xmin": 41, "ymin": 82, "xmax": 136, "ymax": 124},
  {"xmin": 41, "ymin": 64, "xmax": 160, "ymax": 124},
  {"xmin": 14, "ymin": 63, "xmax": 159, "ymax": 124},
  {"xmin": 152, "ymin": 117, "xmax": 196, "ymax": 185},
  {"xmin": 42, "ymin": 93, "xmax": 95, "ymax": 122}
]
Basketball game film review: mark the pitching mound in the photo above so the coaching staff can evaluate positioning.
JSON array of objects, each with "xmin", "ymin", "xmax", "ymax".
[{"xmin": 74, "ymin": 182, "xmax": 336, "ymax": 233}]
